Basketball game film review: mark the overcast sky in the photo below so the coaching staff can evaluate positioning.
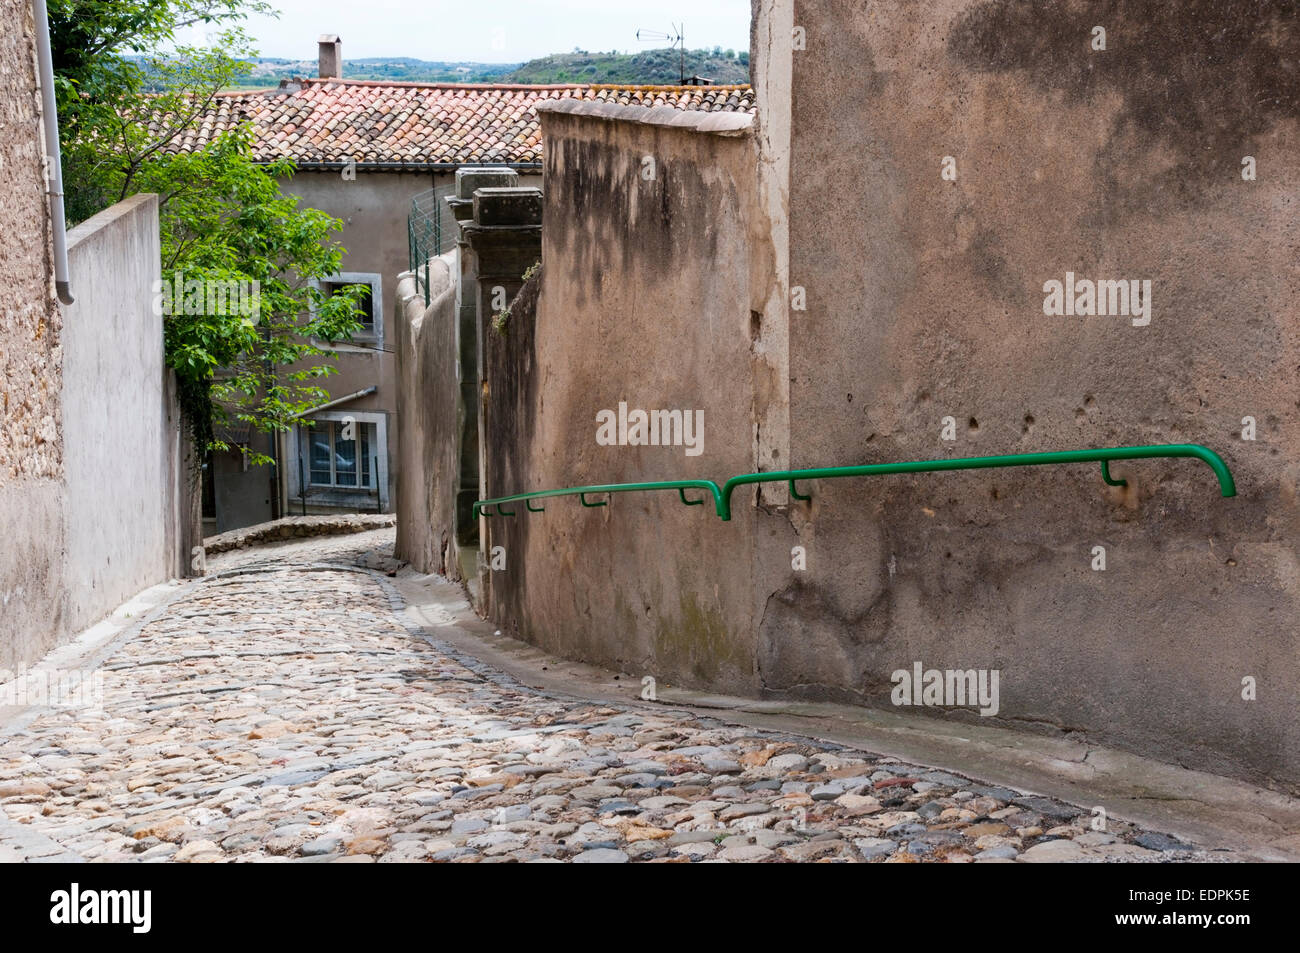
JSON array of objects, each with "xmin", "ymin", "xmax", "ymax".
[{"xmin": 198, "ymin": 0, "xmax": 752, "ymax": 62}]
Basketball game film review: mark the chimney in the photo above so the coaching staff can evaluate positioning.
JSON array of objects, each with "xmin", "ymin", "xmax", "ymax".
[{"xmin": 318, "ymin": 34, "xmax": 342, "ymax": 79}]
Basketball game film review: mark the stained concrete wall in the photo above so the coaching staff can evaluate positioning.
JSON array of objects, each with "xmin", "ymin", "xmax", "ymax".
[
  {"xmin": 763, "ymin": 0, "xmax": 1299, "ymax": 789},
  {"xmin": 393, "ymin": 252, "xmax": 460, "ymax": 578},
  {"xmin": 479, "ymin": 104, "xmax": 763, "ymax": 694}
]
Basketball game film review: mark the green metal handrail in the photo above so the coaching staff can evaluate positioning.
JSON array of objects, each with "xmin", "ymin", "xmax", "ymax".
[
  {"xmin": 717, "ymin": 444, "xmax": 1235, "ymax": 520},
  {"xmin": 474, "ymin": 444, "xmax": 1236, "ymax": 523},
  {"xmin": 473, "ymin": 479, "xmax": 724, "ymax": 519}
]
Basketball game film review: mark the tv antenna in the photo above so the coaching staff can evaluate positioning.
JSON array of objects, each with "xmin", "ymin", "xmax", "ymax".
[{"xmin": 636, "ymin": 22, "xmax": 685, "ymax": 84}]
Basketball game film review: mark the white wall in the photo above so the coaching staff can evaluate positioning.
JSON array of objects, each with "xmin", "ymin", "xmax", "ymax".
[{"xmin": 61, "ymin": 193, "xmax": 183, "ymax": 633}]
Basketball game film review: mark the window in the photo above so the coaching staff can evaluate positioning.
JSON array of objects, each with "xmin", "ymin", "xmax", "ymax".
[
  {"xmin": 312, "ymin": 272, "xmax": 382, "ymax": 343},
  {"xmin": 288, "ymin": 410, "xmax": 389, "ymax": 513},
  {"xmin": 322, "ymin": 280, "xmax": 374, "ymax": 334},
  {"xmin": 305, "ymin": 420, "xmax": 376, "ymax": 489}
]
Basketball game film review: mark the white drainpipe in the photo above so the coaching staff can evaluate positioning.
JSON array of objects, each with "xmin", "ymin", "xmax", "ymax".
[
  {"xmin": 291, "ymin": 385, "xmax": 379, "ymax": 417},
  {"xmin": 31, "ymin": 0, "xmax": 74, "ymax": 305}
]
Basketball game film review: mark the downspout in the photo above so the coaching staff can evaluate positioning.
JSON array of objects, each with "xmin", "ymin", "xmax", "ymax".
[
  {"xmin": 259, "ymin": 325, "xmax": 282, "ymax": 520},
  {"xmin": 291, "ymin": 385, "xmax": 378, "ymax": 417},
  {"xmin": 270, "ymin": 427, "xmax": 283, "ymax": 521},
  {"xmin": 31, "ymin": 0, "xmax": 74, "ymax": 305}
]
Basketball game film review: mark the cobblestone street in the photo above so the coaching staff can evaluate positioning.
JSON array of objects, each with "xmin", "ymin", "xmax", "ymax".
[{"xmin": 0, "ymin": 532, "xmax": 1232, "ymax": 863}]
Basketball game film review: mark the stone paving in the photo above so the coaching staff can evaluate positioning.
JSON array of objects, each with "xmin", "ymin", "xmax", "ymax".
[{"xmin": 0, "ymin": 531, "xmax": 1231, "ymax": 863}]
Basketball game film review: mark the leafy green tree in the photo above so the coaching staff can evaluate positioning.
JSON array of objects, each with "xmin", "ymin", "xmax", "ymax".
[
  {"xmin": 50, "ymin": 1, "xmax": 269, "ymax": 221},
  {"xmin": 49, "ymin": 1, "xmax": 366, "ymax": 464},
  {"xmin": 135, "ymin": 126, "xmax": 367, "ymax": 463}
]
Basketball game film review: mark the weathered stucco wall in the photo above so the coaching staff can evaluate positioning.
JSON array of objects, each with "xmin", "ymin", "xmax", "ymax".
[
  {"xmin": 0, "ymin": 0, "xmax": 64, "ymax": 667},
  {"xmin": 393, "ymin": 252, "xmax": 460, "ymax": 577},
  {"xmin": 481, "ymin": 105, "xmax": 763, "ymax": 693},
  {"xmin": 768, "ymin": 0, "xmax": 1299, "ymax": 788}
]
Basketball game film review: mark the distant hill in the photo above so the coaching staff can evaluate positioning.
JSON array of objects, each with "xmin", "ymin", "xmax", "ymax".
[
  {"xmin": 130, "ymin": 47, "xmax": 750, "ymax": 90},
  {"xmin": 127, "ymin": 56, "xmax": 520, "ymax": 88},
  {"xmin": 504, "ymin": 48, "xmax": 749, "ymax": 85},
  {"xmin": 232, "ymin": 56, "xmax": 521, "ymax": 86}
]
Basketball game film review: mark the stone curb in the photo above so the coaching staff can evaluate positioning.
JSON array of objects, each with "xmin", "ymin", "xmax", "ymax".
[{"xmin": 203, "ymin": 515, "xmax": 396, "ymax": 555}]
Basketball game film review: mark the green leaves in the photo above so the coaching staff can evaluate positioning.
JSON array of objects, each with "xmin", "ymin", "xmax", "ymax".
[
  {"xmin": 54, "ymin": 0, "xmax": 363, "ymax": 463},
  {"xmin": 48, "ymin": 0, "xmax": 274, "ymax": 78},
  {"xmin": 148, "ymin": 131, "xmax": 366, "ymax": 442}
]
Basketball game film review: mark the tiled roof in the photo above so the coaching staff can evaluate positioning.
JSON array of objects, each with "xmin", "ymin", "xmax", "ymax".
[{"xmin": 166, "ymin": 79, "xmax": 756, "ymax": 168}]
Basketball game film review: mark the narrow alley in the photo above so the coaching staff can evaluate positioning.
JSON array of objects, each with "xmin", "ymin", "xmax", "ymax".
[{"xmin": 0, "ymin": 531, "xmax": 1234, "ymax": 864}]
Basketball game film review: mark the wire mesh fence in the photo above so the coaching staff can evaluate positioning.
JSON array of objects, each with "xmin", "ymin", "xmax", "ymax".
[{"xmin": 408, "ymin": 184, "xmax": 458, "ymax": 305}]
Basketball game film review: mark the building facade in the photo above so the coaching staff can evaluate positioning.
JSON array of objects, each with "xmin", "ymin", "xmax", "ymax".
[{"xmin": 186, "ymin": 36, "xmax": 751, "ymax": 534}]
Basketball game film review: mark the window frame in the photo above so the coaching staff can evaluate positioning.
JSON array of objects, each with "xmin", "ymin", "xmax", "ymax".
[
  {"xmin": 286, "ymin": 409, "xmax": 390, "ymax": 511},
  {"xmin": 305, "ymin": 419, "xmax": 375, "ymax": 490},
  {"xmin": 308, "ymin": 272, "xmax": 383, "ymax": 347}
]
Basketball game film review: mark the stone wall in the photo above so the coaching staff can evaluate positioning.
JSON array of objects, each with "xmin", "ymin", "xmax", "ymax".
[
  {"xmin": 205, "ymin": 514, "xmax": 396, "ymax": 555},
  {"xmin": 0, "ymin": 0, "xmax": 63, "ymax": 667}
]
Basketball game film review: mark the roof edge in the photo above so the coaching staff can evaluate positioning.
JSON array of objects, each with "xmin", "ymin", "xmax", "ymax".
[
  {"xmin": 536, "ymin": 98, "xmax": 754, "ymax": 135},
  {"xmin": 270, "ymin": 160, "xmax": 544, "ymax": 172},
  {"xmin": 214, "ymin": 79, "xmax": 753, "ymax": 96}
]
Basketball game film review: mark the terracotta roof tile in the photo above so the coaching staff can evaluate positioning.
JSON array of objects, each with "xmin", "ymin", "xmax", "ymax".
[{"xmin": 159, "ymin": 79, "xmax": 755, "ymax": 168}]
